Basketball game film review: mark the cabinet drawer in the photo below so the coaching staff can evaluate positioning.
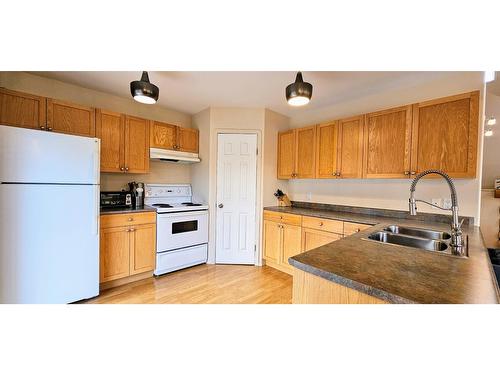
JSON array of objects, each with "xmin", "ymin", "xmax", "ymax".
[
  {"xmin": 263, "ymin": 210, "xmax": 302, "ymax": 226},
  {"xmin": 100, "ymin": 212, "xmax": 156, "ymax": 228},
  {"xmin": 344, "ymin": 222, "xmax": 372, "ymax": 236},
  {"xmin": 302, "ymin": 216, "xmax": 343, "ymax": 234}
]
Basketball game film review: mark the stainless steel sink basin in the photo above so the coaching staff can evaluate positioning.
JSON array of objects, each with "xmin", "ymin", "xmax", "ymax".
[
  {"xmin": 382, "ymin": 225, "xmax": 451, "ymax": 240},
  {"xmin": 367, "ymin": 231, "xmax": 448, "ymax": 252}
]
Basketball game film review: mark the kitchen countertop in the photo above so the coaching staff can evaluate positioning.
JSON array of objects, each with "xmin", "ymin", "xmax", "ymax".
[
  {"xmin": 100, "ymin": 205, "xmax": 157, "ymax": 215},
  {"xmin": 264, "ymin": 206, "xmax": 499, "ymax": 304}
]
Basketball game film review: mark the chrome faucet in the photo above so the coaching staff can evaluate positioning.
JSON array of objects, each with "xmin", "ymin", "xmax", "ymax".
[{"xmin": 409, "ymin": 169, "xmax": 467, "ymax": 256}]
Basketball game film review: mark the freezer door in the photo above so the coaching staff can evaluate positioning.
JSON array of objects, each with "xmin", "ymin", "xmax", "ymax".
[
  {"xmin": 0, "ymin": 184, "xmax": 99, "ymax": 303},
  {"xmin": 0, "ymin": 125, "xmax": 100, "ymax": 184}
]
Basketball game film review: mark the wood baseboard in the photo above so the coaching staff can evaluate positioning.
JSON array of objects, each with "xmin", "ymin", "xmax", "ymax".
[{"xmin": 99, "ymin": 271, "xmax": 153, "ymax": 291}]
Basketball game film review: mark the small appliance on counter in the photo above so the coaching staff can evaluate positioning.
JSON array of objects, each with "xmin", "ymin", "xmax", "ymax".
[
  {"xmin": 128, "ymin": 181, "xmax": 145, "ymax": 208},
  {"xmin": 100, "ymin": 191, "xmax": 132, "ymax": 208}
]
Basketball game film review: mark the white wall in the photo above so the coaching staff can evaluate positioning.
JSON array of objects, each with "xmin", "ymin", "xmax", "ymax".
[
  {"xmin": 263, "ymin": 109, "xmax": 290, "ymax": 207},
  {"xmin": 286, "ymin": 72, "xmax": 485, "ymax": 223},
  {"xmin": 482, "ymin": 92, "xmax": 500, "ymax": 188},
  {"xmin": 0, "ymin": 71, "xmax": 193, "ymax": 191}
]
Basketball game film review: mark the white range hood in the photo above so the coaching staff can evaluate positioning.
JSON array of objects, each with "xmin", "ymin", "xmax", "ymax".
[{"xmin": 150, "ymin": 147, "xmax": 201, "ymax": 163}]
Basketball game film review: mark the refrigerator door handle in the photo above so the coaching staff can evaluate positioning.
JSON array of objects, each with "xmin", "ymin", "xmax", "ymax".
[{"xmin": 94, "ymin": 186, "xmax": 99, "ymax": 235}]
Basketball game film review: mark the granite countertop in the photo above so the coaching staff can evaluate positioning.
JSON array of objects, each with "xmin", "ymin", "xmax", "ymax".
[
  {"xmin": 100, "ymin": 205, "xmax": 157, "ymax": 215},
  {"xmin": 264, "ymin": 205, "xmax": 499, "ymax": 304}
]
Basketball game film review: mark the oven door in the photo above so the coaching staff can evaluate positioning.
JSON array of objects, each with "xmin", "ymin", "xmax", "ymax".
[{"xmin": 157, "ymin": 210, "xmax": 209, "ymax": 252}]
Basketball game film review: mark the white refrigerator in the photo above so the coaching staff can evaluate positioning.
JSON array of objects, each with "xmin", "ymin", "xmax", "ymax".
[{"xmin": 0, "ymin": 125, "xmax": 100, "ymax": 303}]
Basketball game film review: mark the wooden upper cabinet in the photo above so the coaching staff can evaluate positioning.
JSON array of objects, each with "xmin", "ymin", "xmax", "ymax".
[
  {"xmin": 47, "ymin": 99, "xmax": 95, "ymax": 137},
  {"xmin": 96, "ymin": 109, "xmax": 125, "ymax": 173},
  {"xmin": 150, "ymin": 121, "xmax": 177, "ymax": 150},
  {"xmin": 178, "ymin": 127, "xmax": 199, "ymax": 153},
  {"xmin": 338, "ymin": 115, "xmax": 364, "ymax": 178},
  {"xmin": 363, "ymin": 105, "xmax": 412, "ymax": 178},
  {"xmin": 295, "ymin": 125, "xmax": 316, "ymax": 178},
  {"xmin": 124, "ymin": 115, "xmax": 150, "ymax": 174},
  {"xmin": 316, "ymin": 121, "xmax": 339, "ymax": 178},
  {"xmin": 277, "ymin": 130, "xmax": 296, "ymax": 179},
  {"xmin": 411, "ymin": 91, "xmax": 479, "ymax": 178},
  {"xmin": 0, "ymin": 88, "xmax": 46, "ymax": 130}
]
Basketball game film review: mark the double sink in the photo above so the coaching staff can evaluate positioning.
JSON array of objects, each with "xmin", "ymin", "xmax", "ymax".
[{"xmin": 365, "ymin": 225, "xmax": 465, "ymax": 257}]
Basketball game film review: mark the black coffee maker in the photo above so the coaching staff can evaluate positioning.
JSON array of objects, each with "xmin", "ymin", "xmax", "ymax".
[{"xmin": 128, "ymin": 181, "xmax": 145, "ymax": 208}]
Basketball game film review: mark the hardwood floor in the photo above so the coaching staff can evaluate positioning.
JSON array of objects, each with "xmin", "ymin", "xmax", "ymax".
[{"xmin": 85, "ymin": 264, "xmax": 292, "ymax": 304}]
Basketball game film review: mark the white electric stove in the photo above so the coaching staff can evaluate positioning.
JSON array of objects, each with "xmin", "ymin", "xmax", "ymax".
[{"xmin": 145, "ymin": 184, "xmax": 208, "ymax": 276}]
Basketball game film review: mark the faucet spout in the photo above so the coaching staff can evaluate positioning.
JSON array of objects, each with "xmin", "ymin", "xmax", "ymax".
[{"xmin": 408, "ymin": 169, "xmax": 467, "ymax": 256}]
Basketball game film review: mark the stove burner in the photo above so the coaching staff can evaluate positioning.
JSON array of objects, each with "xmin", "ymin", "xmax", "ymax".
[
  {"xmin": 182, "ymin": 202, "xmax": 202, "ymax": 206},
  {"xmin": 152, "ymin": 203, "xmax": 173, "ymax": 208}
]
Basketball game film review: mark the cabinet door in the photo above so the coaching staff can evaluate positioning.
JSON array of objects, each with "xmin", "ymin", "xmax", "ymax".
[
  {"xmin": 281, "ymin": 224, "xmax": 302, "ymax": 267},
  {"xmin": 338, "ymin": 115, "xmax": 364, "ymax": 178},
  {"xmin": 96, "ymin": 109, "xmax": 125, "ymax": 173},
  {"xmin": 316, "ymin": 121, "xmax": 339, "ymax": 178},
  {"xmin": 0, "ymin": 88, "xmax": 46, "ymax": 130},
  {"xmin": 263, "ymin": 220, "xmax": 281, "ymax": 263},
  {"xmin": 302, "ymin": 228, "xmax": 342, "ymax": 252},
  {"xmin": 124, "ymin": 116, "xmax": 150, "ymax": 173},
  {"xmin": 295, "ymin": 125, "xmax": 317, "ymax": 178},
  {"xmin": 47, "ymin": 99, "xmax": 95, "ymax": 137},
  {"xmin": 411, "ymin": 91, "xmax": 479, "ymax": 178},
  {"xmin": 129, "ymin": 224, "xmax": 156, "ymax": 275},
  {"xmin": 100, "ymin": 226, "xmax": 130, "ymax": 283},
  {"xmin": 364, "ymin": 106, "xmax": 412, "ymax": 178},
  {"xmin": 277, "ymin": 130, "xmax": 296, "ymax": 179},
  {"xmin": 150, "ymin": 121, "xmax": 177, "ymax": 150},
  {"xmin": 177, "ymin": 127, "xmax": 199, "ymax": 153}
]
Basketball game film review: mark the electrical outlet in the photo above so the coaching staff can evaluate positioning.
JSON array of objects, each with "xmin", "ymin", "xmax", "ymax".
[
  {"xmin": 443, "ymin": 198, "xmax": 452, "ymax": 210},
  {"xmin": 431, "ymin": 198, "xmax": 442, "ymax": 207},
  {"xmin": 306, "ymin": 192, "xmax": 312, "ymax": 201}
]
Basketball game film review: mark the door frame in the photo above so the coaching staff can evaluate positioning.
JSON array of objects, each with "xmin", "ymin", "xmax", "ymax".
[{"xmin": 214, "ymin": 130, "xmax": 262, "ymax": 266}]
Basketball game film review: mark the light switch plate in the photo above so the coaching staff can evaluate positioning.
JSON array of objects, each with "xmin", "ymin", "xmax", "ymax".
[
  {"xmin": 432, "ymin": 198, "xmax": 442, "ymax": 207},
  {"xmin": 306, "ymin": 192, "xmax": 312, "ymax": 201},
  {"xmin": 443, "ymin": 198, "xmax": 452, "ymax": 209}
]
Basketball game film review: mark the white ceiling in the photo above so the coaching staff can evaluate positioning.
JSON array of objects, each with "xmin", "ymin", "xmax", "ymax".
[{"xmin": 34, "ymin": 71, "xmax": 456, "ymax": 118}]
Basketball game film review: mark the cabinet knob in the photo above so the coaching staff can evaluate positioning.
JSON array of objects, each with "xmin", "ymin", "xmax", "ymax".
[
  {"xmin": 40, "ymin": 126, "xmax": 46, "ymax": 130},
  {"xmin": 404, "ymin": 171, "xmax": 410, "ymax": 175},
  {"xmin": 128, "ymin": 217, "xmax": 134, "ymax": 221},
  {"xmin": 410, "ymin": 171, "xmax": 416, "ymax": 175},
  {"xmin": 218, "ymin": 203, "xmax": 224, "ymax": 208},
  {"xmin": 47, "ymin": 127, "xmax": 53, "ymax": 131},
  {"xmin": 319, "ymin": 222, "xmax": 324, "ymax": 226},
  {"xmin": 337, "ymin": 172, "xmax": 341, "ymax": 177},
  {"xmin": 120, "ymin": 167, "xmax": 125, "ymax": 171},
  {"xmin": 125, "ymin": 167, "xmax": 129, "ymax": 172},
  {"xmin": 129, "ymin": 228, "xmax": 135, "ymax": 232}
]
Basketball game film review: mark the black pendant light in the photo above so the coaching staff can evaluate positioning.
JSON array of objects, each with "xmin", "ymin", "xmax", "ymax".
[
  {"xmin": 286, "ymin": 72, "xmax": 312, "ymax": 106},
  {"xmin": 130, "ymin": 71, "xmax": 159, "ymax": 104}
]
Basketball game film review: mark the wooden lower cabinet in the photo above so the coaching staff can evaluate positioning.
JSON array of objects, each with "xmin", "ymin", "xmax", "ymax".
[
  {"xmin": 100, "ymin": 226, "xmax": 130, "ymax": 282},
  {"xmin": 281, "ymin": 224, "xmax": 302, "ymax": 270},
  {"xmin": 129, "ymin": 223, "xmax": 156, "ymax": 275},
  {"xmin": 292, "ymin": 269, "xmax": 386, "ymax": 304},
  {"xmin": 263, "ymin": 218, "xmax": 302, "ymax": 274},
  {"xmin": 100, "ymin": 213, "xmax": 156, "ymax": 284},
  {"xmin": 302, "ymin": 227, "xmax": 342, "ymax": 252}
]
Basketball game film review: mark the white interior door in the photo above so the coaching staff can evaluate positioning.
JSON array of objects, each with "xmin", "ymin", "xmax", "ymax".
[{"xmin": 216, "ymin": 133, "xmax": 258, "ymax": 264}]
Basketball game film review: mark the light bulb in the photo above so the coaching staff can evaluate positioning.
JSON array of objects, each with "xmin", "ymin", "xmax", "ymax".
[
  {"xmin": 485, "ymin": 128, "xmax": 493, "ymax": 137},
  {"xmin": 487, "ymin": 117, "xmax": 497, "ymax": 126}
]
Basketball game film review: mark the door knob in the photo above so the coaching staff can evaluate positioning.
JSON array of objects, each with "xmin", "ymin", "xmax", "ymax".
[{"xmin": 218, "ymin": 203, "xmax": 224, "ymax": 208}]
